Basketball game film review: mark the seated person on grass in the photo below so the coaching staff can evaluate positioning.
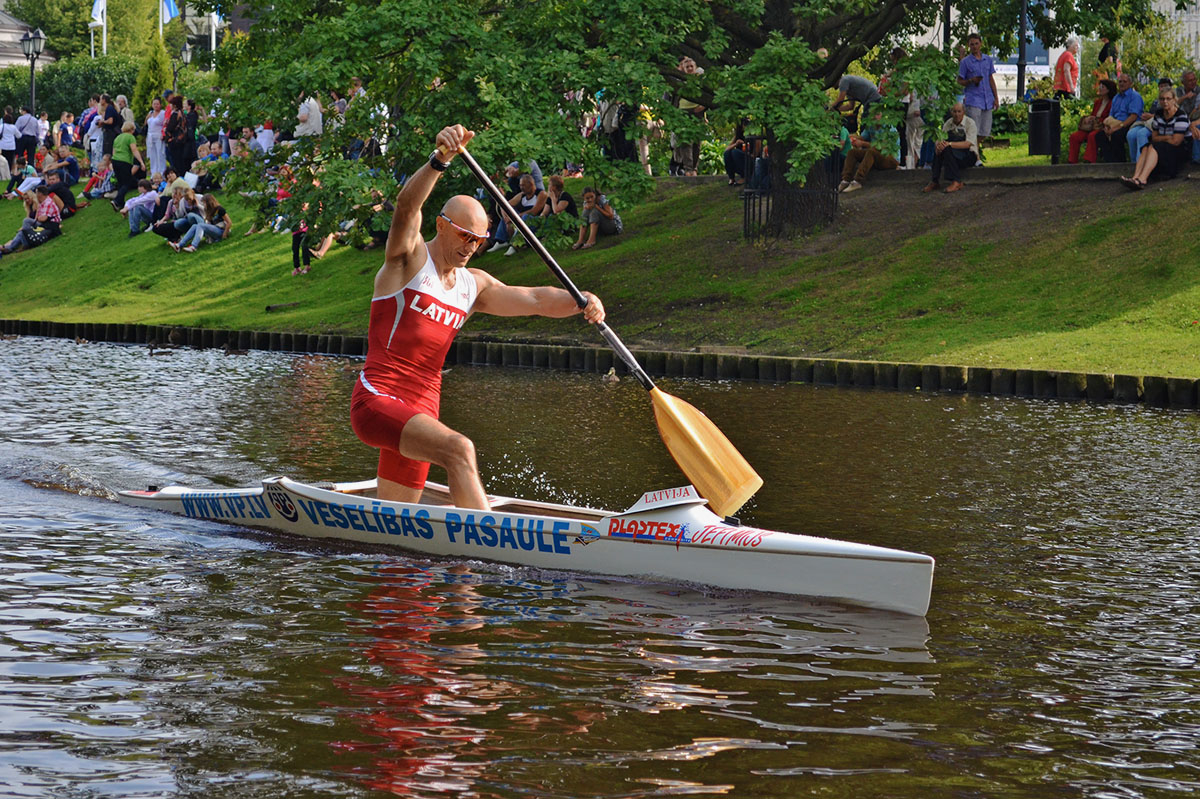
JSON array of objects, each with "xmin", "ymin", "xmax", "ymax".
[
  {"xmin": 505, "ymin": 159, "xmax": 544, "ymax": 193},
  {"xmin": 6, "ymin": 157, "xmax": 38, "ymax": 196},
  {"xmin": 120, "ymin": 179, "xmax": 160, "ymax": 236},
  {"xmin": 1, "ymin": 185, "xmax": 61, "ymax": 255},
  {"xmin": 201, "ymin": 141, "xmax": 227, "ymax": 163},
  {"xmin": 79, "ymin": 154, "xmax": 113, "ymax": 201},
  {"xmin": 924, "ymin": 102, "xmax": 979, "ymax": 194},
  {"xmin": 43, "ymin": 171, "xmax": 77, "ymax": 220},
  {"xmin": 486, "ymin": 173, "xmax": 547, "ymax": 255},
  {"xmin": 838, "ymin": 116, "xmax": 899, "ymax": 192},
  {"xmin": 572, "ymin": 186, "xmax": 623, "ymax": 249},
  {"xmin": 151, "ymin": 182, "xmax": 198, "ymax": 242},
  {"xmin": 150, "ymin": 171, "xmax": 180, "ymax": 221},
  {"xmin": 153, "ymin": 168, "xmax": 177, "ymax": 194},
  {"xmin": 183, "ymin": 160, "xmax": 204, "ymax": 189},
  {"xmin": 723, "ymin": 135, "xmax": 749, "ymax": 185},
  {"xmin": 1068, "ymin": 78, "xmax": 1116, "ymax": 163},
  {"xmin": 1126, "ymin": 77, "xmax": 1176, "ymax": 162},
  {"xmin": 1120, "ymin": 87, "xmax": 1192, "ymax": 189},
  {"xmin": 1096, "ymin": 73, "xmax": 1145, "ymax": 162},
  {"xmin": 170, "ymin": 193, "xmax": 231, "ymax": 252},
  {"xmin": 540, "ymin": 175, "xmax": 578, "ymax": 218},
  {"xmin": 42, "ymin": 145, "xmax": 79, "ymax": 186}
]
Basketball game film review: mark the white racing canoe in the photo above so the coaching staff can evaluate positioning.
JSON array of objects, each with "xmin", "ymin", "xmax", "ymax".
[{"xmin": 116, "ymin": 477, "xmax": 934, "ymax": 616}]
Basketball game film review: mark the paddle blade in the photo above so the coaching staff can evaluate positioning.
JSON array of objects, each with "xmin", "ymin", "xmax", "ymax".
[{"xmin": 649, "ymin": 387, "xmax": 763, "ymax": 518}]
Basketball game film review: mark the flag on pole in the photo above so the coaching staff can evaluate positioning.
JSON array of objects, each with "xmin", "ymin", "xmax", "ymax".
[
  {"xmin": 159, "ymin": 0, "xmax": 179, "ymax": 37},
  {"xmin": 91, "ymin": 0, "xmax": 107, "ymax": 55}
]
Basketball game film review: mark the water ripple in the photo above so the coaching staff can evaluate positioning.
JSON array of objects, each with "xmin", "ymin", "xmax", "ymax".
[{"xmin": 1, "ymin": 337, "xmax": 1199, "ymax": 797}]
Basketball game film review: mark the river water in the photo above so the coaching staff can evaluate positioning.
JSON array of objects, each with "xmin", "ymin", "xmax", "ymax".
[{"xmin": 1, "ymin": 336, "xmax": 1198, "ymax": 798}]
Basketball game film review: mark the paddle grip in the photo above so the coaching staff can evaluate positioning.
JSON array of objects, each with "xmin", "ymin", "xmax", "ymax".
[{"xmin": 453, "ymin": 146, "xmax": 656, "ymax": 391}]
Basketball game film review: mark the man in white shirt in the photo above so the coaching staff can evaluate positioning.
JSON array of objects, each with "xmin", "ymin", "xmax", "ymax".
[{"xmin": 294, "ymin": 93, "xmax": 323, "ymax": 138}]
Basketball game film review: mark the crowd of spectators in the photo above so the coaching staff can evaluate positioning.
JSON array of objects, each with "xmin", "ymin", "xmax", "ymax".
[
  {"xmin": 0, "ymin": 87, "xmax": 245, "ymax": 259},
  {"xmin": 821, "ymin": 33, "xmax": 1199, "ymax": 196},
  {"xmin": 0, "ymin": 67, "xmax": 644, "ymax": 267}
]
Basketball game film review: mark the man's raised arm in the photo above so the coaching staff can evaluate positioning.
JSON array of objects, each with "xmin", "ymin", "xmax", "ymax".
[{"xmin": 382, "ymin": 125, "xmax": 476, "ymax": 275}]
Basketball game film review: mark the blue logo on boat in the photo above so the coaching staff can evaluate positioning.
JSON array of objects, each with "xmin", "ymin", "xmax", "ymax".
[
  {"xmin": 266, "ymin": 487, "xmax": 299, "ymax": 522},
  {"xmin": 575, "ymin": 524, "xmax": 601, "ymax": 546}
]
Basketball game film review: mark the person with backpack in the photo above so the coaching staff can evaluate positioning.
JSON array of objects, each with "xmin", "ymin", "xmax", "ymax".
[{"xmin": 164, "ymin": 96, "xmax": 190, "ymax": 176}]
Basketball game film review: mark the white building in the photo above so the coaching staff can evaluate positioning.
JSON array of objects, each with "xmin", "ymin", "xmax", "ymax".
[
  {"xmin": 1158, "ymin": 0, "xmax": 1200, "ymax": 65},
  {"xmin": 0, "ymin": 9, "xmax": 55, "ymax": 71}
]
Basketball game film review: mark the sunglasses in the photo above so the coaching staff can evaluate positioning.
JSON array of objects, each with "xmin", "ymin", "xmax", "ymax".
[{"xmin": 438, "ymin": 214, "xmax": 488, "ymax": 247}]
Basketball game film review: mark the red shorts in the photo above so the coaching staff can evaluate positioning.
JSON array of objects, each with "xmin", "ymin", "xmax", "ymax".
[{"xmin": 350, "ymin": 379, "xmax": 432, "ymax": 490}]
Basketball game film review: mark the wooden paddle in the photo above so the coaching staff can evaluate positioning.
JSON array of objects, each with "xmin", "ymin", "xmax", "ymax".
[{"xmin": 447, "ymin": 145, "xmax": 763, "ymax": 517}]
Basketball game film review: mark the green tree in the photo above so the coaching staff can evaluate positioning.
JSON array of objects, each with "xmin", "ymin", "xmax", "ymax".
[
  {"xmin": 7, "ymin": 0, "xmax": 90, "ymax": 59},
  {"xmin": 199, "ymin": 0, "xmax": 1176, "ymax": 238},
  {"xmin": 133, "ymin": 37, "xmax": 172, "ymax": 118},
  {"xmin": 10, "ymin": 0, "xmax": 157, "ymax": 60},
  {"xmin": 0, "ymin": 55, "xmax": 138, "ymax": 116},
  {"xmin": 106, "ymin": 0, "xmax": 157, "ymax": 58},
  {"xmin": 1117, "ymin": 14, "xmax": 1192, "ymax": 95}
]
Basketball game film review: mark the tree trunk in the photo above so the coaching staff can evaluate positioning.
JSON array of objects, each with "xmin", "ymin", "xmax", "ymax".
[{"xmin": 762, "ymin": 133, "xmax": 839, "ymax": 238}]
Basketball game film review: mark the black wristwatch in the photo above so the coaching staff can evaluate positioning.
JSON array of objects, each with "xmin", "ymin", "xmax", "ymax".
[{"xmin": 428, "ymin": 150, "xmax": 449, "ymax": 172}]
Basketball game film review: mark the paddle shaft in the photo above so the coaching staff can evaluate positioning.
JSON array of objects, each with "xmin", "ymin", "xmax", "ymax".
[{"xmin": 451, "ymin": 148, "xmax": 655, "ymax": 391}]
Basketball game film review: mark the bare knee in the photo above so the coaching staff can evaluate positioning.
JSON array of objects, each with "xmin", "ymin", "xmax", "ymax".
[{"xmin": 440, "ymin": 433, "xmax": 478, "ymax": 474}]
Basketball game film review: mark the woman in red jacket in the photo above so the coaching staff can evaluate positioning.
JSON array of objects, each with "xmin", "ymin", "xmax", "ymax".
[{"xmin": 1068, "ymin": 79, "xmax": 1116, "ymax": 164}]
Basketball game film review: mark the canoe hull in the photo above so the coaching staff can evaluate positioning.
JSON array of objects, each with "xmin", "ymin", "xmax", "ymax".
[{"xmin": 116, "ymin": 477, "xmax": 935, "ymax": 616}]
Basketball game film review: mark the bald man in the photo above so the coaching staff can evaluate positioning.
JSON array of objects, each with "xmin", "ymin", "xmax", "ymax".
[{"xmin": 350, "ymin": 124, "xmax": 605, "ymax": 510}]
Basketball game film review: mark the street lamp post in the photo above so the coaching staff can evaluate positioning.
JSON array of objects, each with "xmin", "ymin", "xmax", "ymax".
[
  {"xmin": 171, "ymin": 41, "xmax": 193, "ymax": 94},
  {"xmin": 20, "ymin": 28, "xmax": 46, "ymax": 112}
]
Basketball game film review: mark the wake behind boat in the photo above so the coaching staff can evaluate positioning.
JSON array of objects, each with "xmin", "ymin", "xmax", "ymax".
[{"xmin": 116, "ymin": 477, "xmax": 934, "ymax": 616}]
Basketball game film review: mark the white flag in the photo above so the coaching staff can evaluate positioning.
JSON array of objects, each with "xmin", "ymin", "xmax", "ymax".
[{"xmin": 91, "ymin": 0, "xmax": 106, "ymax": 25}]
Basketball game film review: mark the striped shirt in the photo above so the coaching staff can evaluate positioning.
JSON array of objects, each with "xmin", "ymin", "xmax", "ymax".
[{"xmin": 1152, "ymin": 109, "xmax": 1192, "ymax": 139}]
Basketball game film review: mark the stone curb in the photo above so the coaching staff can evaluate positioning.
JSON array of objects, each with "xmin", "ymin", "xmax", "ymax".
[{"xmin": 4, "ymin": 319, "xmax": 1197, "ymax": 410}]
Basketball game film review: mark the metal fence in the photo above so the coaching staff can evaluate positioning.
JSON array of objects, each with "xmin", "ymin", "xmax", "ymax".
[{"xmin": 743, "ymin": 155, "xmax": 841, "ymax": 241}]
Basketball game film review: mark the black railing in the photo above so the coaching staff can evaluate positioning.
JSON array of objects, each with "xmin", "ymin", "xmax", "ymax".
[{"xmin": 743, "ymin": 154, "xmax": 840, "ymax": 241}]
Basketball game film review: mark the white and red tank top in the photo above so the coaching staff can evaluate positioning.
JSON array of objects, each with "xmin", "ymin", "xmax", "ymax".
[{"xmin": 358, "ymin": 246, "xmax": 478, "ymax": 416}]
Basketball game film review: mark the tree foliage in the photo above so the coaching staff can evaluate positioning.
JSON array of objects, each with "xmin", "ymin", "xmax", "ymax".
[
  {"xmin": 133, "ymin": 38, "xmax": 172, "ymax": 119},
  {"xmin": 7, "ymin": 0, "xmax": 90, "ymax": 60},
  {"xmin": 195, "ymin": 0, "xmax": 1178, "ymax": 237},
  {"xmin": 0, "ymin": 55, "xmax": 138, "ymax": 117},
  {"xmin": 1117, "ymin": 14, "xmax": 1193, "ymax": 93},
  {"xmin": 874, "ymin": 46, "xmax": 963, "ymax": 141},
  {"xmin": 9, "ymin": 0, "xmax": 157, "ymax": 61}
]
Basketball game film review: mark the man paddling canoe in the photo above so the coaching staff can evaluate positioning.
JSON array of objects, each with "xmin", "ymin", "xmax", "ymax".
[{"xmin": 351, "ymin": 124, "xmax": 605, "ymax": 510}]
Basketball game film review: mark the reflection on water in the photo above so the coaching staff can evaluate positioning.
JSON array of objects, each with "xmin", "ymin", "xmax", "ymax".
[{"xmin": 1, "ymin": 336, "xmax": 1199, "ymax": 797}]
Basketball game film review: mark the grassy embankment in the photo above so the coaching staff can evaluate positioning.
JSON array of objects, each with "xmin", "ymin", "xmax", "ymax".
[{"xmin": 0, "ymin": 174, "xmax": 1198, "ymax": 377}]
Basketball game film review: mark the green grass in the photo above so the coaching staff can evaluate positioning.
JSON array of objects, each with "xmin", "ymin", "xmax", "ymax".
[
  {"xmin": 1, "ymin": 176, "xmax": 1199, "ymax": 377},
  {"xmin": 979, "ymin": 133, "xmax": 1048, "ymax": 167}
]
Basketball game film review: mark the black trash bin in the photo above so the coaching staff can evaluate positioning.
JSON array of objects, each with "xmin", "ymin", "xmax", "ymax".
[{"xmin": 1028, "ymin": 98, "xmax": 1062, "ymax": 163}]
